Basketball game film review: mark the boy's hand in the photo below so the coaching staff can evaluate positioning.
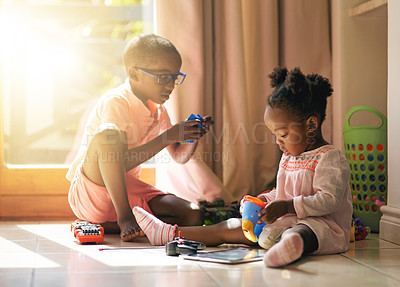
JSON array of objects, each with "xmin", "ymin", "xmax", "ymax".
[
  {"xmin": 164, "ymin": 120, "xmax": 202, "ymax": 143},
  {"xmin": 202, "ymin": 115, "xmax": 214, "ymax": 130},
  {"xmin": 166, "ymin": 115, "xmax": 213, "ymax": 143},
  {"xmin": 257, "ymin": 199, "xmax": 295, "ymax": 224}
]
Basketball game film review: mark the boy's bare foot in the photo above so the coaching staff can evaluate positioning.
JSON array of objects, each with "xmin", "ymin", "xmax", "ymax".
[{"xmin": 118, "ymin": 215, "xmax": 145, "ymax": 242}]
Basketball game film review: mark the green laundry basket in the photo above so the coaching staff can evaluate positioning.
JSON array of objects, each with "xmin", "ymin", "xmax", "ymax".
[{"xmin": 343, "ymin": 105, "xmax": 387, "ymax": 233}]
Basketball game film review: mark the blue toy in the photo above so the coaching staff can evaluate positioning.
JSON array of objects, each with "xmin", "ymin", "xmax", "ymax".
[
  {"xmin": 241, "ymin": 195, "xmax": 267, "ymax": 243},
  {"xmin": 182, "ymin": 114, "xmax": 204, "ymax": 143}
]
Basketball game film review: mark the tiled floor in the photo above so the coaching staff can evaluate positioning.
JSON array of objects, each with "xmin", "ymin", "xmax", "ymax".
[{"xmin": 0, "ymin": 221, "xmax": 400, "ymax": 287}]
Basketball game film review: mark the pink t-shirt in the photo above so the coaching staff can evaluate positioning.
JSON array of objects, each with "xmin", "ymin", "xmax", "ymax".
[
  {"xmin": 260, "ymin": 145, "xmax": 353, "ymax": 254},
  {"xmin": 66, "ymin": 78, "xmax": 172, "ymax": 181}
]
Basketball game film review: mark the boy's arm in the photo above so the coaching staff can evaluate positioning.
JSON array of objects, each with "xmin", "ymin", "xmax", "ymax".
[
  {"xmin": 166, "ymin": 116, "xmax": 213, "ymax": 164},
  {"xmin": 124, "ymin": 117, "xmax": 212, "ymax": 170},
  {"xmin": 166, "ymin": 141, "xmax": 199, "ymax": 164},
  {"xmin": 123, "ymin": 131, "xmax": 171, "ymax": 171}
]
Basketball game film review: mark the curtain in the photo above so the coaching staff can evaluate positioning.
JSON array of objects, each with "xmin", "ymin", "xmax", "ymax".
[{"xmin": 155, "ymin": 0, "xmax": 331, "ymax": 202}]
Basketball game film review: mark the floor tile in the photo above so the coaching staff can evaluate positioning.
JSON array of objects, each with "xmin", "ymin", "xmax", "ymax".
[
  {"xmin": 203, "ymin": 254, "xmax": 400, "ymax": 287},
  {"xmin": 32, "ymin": 270, "xmax": 219, "ymax": 287},
  {"xmin": 352, "ymin": 233, "xmax": 400, "ymax": 249},
  {"xmin": 342, "ymin": 247, "xmax": 400, "ymax": 267},
  {"xmin": 1, "ymin": 222, "xmax": 400, "ymax": 287},
  {"xmin": 0, "ymin": 271, "xmax": 32, "ymax": 287}
]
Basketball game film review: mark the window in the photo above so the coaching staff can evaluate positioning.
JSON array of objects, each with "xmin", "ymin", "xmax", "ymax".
[
  {"xmin": 0, "ymin": 0, "xmax": 155, "ymax": 219},
  {"xmin": 1, "ymin": 0, "xmax": 154, "ymax": 166}
]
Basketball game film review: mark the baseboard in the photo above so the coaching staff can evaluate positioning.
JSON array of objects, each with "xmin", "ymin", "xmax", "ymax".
[
  {"xmin": 379, "ymin": 205, "xmax": 400, "ymax": 245},
  {"xmin": 0, "ymin": 167, "xmax": 155, "ymax": 220}
]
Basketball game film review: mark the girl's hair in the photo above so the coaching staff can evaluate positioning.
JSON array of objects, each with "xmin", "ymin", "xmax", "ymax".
[
  {"xmin": 123, "ymin": 33, "xmax": 181, "ymax": 70},
  {"xmin": 267, "ymin": 67, "xmax": 333, "ymax": 124}
]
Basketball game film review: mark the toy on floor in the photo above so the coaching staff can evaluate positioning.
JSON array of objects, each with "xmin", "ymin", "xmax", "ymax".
[
  {"xmin": 166, "ymin": 231, "xmax": 206, "ymax": 256},
  {"xmin": 199, "ymin": 199, "xmax": 241, "ymax": 225},
  {"xmin": 71, "ymin": 220, "xmax": 104, "ymax": 244},
  {"xmin": 241, "ymin": 195, "xmax": 267, "ymax": 243},
  {"xmin": 181, "ymin": 114, "xmax": 204, "ymax": 143},
  {"xmin": 350, "ymin": 217, "xmax": 370, "ymax": 242}
]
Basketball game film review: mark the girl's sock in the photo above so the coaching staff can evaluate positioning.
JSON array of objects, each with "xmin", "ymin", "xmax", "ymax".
[
  {"xmin": 263, "ymin": 232, "xmax": 304, "ymax": 267},
  {"xmin": 132, "ymin": 206, "xmax": 177, "ymax": 246}
]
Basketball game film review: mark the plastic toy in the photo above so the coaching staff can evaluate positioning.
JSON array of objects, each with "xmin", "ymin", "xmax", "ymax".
[
  {"xmin": 350, "ymin": 217, "xmax": 370, "ymax": 242},
  {"xmin": 166, "ymin": 231, "xmax": 206, "ymax": 256},
  {"xmin": 182, "ymin": 114, "xmax": 204, "ymax": 143},
  {"xmin": 199, "ymin": 198, "xmax": 241, "ymax": 225},
  {"xmin": 71, "ymin": 220, "xmax": 104, "ymax": 244},
  {"xmin": 241, "ymin": 195, "xmax": 267, "ymax": 243}
]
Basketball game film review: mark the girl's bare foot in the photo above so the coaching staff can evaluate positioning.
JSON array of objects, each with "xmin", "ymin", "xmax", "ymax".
[{"xmin": 118, "ymin": 215, "xmax": 144, "ymax": 242}]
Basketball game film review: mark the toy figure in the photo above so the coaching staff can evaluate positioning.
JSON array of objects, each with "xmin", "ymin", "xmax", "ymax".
[{"xmin": 241, "ymin": 195, "xmax": 267, "ymax": 242}]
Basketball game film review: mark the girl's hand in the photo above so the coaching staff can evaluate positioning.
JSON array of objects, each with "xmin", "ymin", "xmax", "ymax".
[{"xmin": 257, "ymin": 199, "xmax": 295, "ymax": 224}]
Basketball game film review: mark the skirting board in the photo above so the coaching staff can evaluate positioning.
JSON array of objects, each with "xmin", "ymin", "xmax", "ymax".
[{"xmin": 379, "ymin": 205, "xmax": 400, "ymax": 245}]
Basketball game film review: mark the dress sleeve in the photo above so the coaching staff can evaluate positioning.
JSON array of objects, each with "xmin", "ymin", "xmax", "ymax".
[
  {"xmin": 257, "ymin": 189, "xmax": 277, "ymax": 202},
  {"xmin": 293, "ymin": 149, "xmax": 350, "ymax": 219}
]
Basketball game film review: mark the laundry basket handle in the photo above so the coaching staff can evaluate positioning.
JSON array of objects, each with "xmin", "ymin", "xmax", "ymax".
[{"xmin": 344, "ymin": 105, "xmax": 387, "ymax": 132}]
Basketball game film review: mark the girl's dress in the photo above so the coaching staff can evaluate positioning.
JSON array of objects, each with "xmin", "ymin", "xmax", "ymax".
[{"xmin": 259, "ymin": 145, "xmax": 353, "ymax": 254}]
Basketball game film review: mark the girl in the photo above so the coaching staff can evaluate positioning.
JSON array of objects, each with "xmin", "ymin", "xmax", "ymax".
[{"xmin": 132, "ymin": 67, "xmax": 353, "ymax": 268}]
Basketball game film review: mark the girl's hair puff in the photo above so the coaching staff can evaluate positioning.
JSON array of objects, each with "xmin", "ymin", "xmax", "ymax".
[{"xmin": 267, "ymin": 67, "xmax": 333, "ymax": 124}]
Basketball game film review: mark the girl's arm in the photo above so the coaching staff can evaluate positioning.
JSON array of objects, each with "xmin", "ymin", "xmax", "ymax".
[{"xmin": 294, "ymin": 149, "xmax": 350, "ymax": 219}]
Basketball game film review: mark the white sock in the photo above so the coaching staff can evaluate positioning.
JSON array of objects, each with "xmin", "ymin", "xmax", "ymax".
[
  {"xmin": 263, "ymin": 232, "xmax": 304, "ymax": 267},
  {"xmin": 132, "ymin": 206, "xmax": 177, "ymax": 245}
]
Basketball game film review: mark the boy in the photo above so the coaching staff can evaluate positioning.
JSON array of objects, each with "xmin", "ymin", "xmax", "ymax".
[{"xmin": 66, "ymin": 33, "xmax": 213, "ymax": 241}]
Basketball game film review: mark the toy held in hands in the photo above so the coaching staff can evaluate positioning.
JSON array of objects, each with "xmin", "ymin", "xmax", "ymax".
[
  {"xmin": 241, "ymin": 195, "xmax": 267, "ymax": 243},
  {"xmin": 182, "ymin": 114, "xmax": 204, "ymax": 143}
]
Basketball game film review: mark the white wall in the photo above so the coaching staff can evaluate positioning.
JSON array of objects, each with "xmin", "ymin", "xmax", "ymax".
[
  {"xmin": 331, "ymin": 0, "xmax": 387, "ymax": 151},
  {"xmin": 380, "ymin": 0, "xmax": 400, "ymax": 244}
]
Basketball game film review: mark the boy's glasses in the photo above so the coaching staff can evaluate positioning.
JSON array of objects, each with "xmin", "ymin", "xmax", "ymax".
[{"xmin": 135, "ymin": 67, "xmax": 186, "ymax": 85}]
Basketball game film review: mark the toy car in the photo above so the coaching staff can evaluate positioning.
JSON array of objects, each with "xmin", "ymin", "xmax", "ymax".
[{"xmin": 71, "ymin": 220, "xmax": 104, "ymax": 244}]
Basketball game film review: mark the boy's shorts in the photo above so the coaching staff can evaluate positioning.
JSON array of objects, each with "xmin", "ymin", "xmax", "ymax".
[{"xmin": 68, "ymin": 167, "xmax": 165, "ymax": 223}]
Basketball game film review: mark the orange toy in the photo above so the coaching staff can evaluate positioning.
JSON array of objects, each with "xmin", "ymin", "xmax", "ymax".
[{"xmin": 71, "ymin": 220, "xmax": 104, "ymax": 244}]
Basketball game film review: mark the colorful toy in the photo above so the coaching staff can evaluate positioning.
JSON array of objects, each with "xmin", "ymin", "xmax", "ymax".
[
  {"xmin": 199, "ymin": 199, "xmax": 241, "ymax": 225},
  {"xmin": 182, "ymin": 114, "xmax": 204, "ymax": 143},
  {"xmin": 241, "ymin": 195, "xmax": 267, "ymax": 242},
  {"xmin": 350, "ymin": 217, "xmax": 370, "ymax": 242},
  {"xmin": 71, "ymin": 220, "xmax": 104, "ymax": 244}
]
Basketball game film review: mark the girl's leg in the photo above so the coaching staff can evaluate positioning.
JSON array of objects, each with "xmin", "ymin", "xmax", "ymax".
[
  {"xmin": 263, "ymin": 224, "xmax": 318, "ymax": 268},
  {"xmin": 148, "ymin": 194, "xmax": 204, "ymax": 226},
  {"xmin": 83, "ymin": 126, "xmax": 143, "ymax": 242},
  {"xmin": 133, "ymin": 206, "xmax": 255, "ymax": 246}
]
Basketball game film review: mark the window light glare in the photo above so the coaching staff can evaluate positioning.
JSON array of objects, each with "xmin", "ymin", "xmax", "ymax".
[
  {"xmin": 0, "ymin": 236, "xmax": 59, "ymax": 268},
  {"xmin": 82, "ymin": 27, "xmax": 92, "ymax": 37}
]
